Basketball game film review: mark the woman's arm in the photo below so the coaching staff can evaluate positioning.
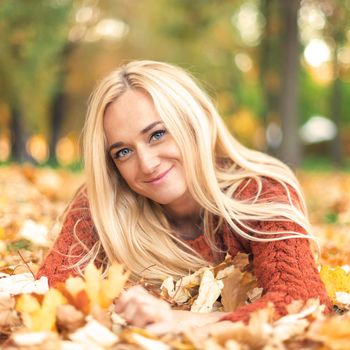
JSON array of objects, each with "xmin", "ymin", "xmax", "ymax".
[
  {"xmin": 114, "ymin": 285, "xmax": 227, "ymax": 334},
  {"xmin": 36, "ymin": 187, "xmax": 101, "ymax": 286},
  {"xmin": 220, "ymin": 178, "xmax": 332, "ymax": 323},
  {"xmin": 221, "ymin": 222, "xmax": 332, "ymax": 323}
]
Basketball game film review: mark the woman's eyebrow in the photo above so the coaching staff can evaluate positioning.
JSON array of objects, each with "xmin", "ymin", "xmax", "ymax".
[
  {"xmin": 140, "ymin": 121, "xmax": 163, "ymax": 134},
  {"xmin": 108, "ymin": 121, "xmax": 164, "ymax": 153}
]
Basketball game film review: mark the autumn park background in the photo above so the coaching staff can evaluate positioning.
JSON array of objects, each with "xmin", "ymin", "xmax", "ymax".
[
  {"xmin": 1, "ymin": 0, "xmax": 350, "ymax": 348},
  {"xmin": 1, "ymin": 0, "xmax": 350, "ymax": 169}
]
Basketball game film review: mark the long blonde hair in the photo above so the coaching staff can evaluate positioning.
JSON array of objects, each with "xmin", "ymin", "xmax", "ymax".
[{"xmin": 82, "ymin": 60, "xmax": 313, "ymax": 285}]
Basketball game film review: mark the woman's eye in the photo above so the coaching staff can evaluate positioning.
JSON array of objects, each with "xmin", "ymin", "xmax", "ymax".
[
  {"xmin": 115, "ymin": 148, "xmax": 131, "ymax": 159},
  {"xmin": 150, "ymin": 129, "xmax": 166, "ymax": 142}
]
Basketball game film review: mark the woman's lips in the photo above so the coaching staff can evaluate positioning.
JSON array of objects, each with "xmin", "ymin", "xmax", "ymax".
[{"xmin": 145, "ymin": 166, "xmax": 174, "ymax": 184}]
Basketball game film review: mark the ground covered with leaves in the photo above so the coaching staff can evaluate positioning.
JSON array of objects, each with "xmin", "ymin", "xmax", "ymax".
[{"xmin": 0, "ymin": 165, "xmax": 350, "ymax": 349}]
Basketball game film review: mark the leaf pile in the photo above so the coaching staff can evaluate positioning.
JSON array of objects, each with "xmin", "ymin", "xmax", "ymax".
[
  {"xmin": 161, "ymin": 253, "xmax": 261, "ymax": 313},
  {"xmin": 1, "ymin": 166, "xmax": 350, "ymax": 349}
]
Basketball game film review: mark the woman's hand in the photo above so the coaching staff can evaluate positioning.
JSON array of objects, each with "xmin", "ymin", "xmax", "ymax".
[
  {"xmin": 114, "ymin": 285, "xmax": 175, "ymax": 334},
  {"xmin": 114, "ymin": 285, "xmax": 226, "ymax": 335}
]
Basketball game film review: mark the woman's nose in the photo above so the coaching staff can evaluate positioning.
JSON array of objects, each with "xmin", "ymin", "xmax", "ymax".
[{"xmin": 137, "ymin": 149, "xmax": 160, "ymax": 175}]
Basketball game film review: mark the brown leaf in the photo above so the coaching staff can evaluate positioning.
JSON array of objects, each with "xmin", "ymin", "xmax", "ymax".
[
  {"xmin": 0, "ymin": 310, "xmax": 22, "ymax": 334},
  {"xmin": 56, "ymin": 304, "xmax": 85, "ymax": 333},
  {"xmin": 220, "ymin": 268, "xmax": 257, "ymax": 312},
  {"xmin": 73, "ymin": 290, "xmax": 90, "ymax": 314},
  {"xmin": 90, "ymin": 305, "xmax": 112, "ymax": 330}
]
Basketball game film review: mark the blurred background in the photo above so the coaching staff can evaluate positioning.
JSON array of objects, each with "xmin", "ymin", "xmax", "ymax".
[
  {"xmin": 1, "ymin": 1, "xmax": 350, "ymax": 308},
  {"xmin": 0, "ymin": 0, "xmax": 350, "ymax": 170}
]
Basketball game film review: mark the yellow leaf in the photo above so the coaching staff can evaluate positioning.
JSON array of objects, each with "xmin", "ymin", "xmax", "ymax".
[
  {"xmin": 65, "ymin": 276, "xmax": 86, "ymax": 298},
  {"xmin": 320, "ymin": 265, "xmax": 350, "ymax": 302},
  {"xmin": 16, "ymin": 294, "xmax": 41, "ymax": 330},
  {"xmin": 16, "ymin": 294, "xmax": 40, "ymax": 314},
  {"xmin": 100, "ymin": 264, "xmax": 129, "ymax": 309},
  {"xmin": 0, "ymin": 227, "xmax": 5, "ymax": 240},
  {"xmin": 35, "ymin": 288, "xmax": 67, "ymax": 331},
  {"xmin": 84, "ymin": 262, "xmax": 102, "ymax": 310},
  {"xmin": 16, "ymin": 289, "xmax": 67, "ymax": 331}
]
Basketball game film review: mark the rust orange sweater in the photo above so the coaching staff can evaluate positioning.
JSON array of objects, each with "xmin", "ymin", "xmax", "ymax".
[{"xmin": 37, "ymin": 177, "xmax": 332, "ymax": 322}]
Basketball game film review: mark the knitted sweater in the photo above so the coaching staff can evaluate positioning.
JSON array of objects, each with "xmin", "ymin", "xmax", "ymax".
[{"xmin": 36, "ymin": 177, "xmax": 332, "ymax": 322}]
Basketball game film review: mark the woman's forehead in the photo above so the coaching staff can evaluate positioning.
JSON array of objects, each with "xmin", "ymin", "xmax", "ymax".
[{"xmin": 103, "ymin": 90, "xmax": 163, "ymax": 143}]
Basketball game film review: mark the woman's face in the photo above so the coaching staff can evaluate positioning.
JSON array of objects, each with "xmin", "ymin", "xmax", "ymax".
[{"xmin": 103, "ymin": 89, "xmax": 193, "ymax": 211}]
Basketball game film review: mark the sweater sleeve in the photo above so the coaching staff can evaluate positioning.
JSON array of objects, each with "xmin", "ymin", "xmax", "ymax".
[
  {"xmin": 36, "ymin": 186, "xmax": 102, "ymax": 287},
  {"xmin": 220, "ymin": 178, "xmax": 332, "ymax": 323}
]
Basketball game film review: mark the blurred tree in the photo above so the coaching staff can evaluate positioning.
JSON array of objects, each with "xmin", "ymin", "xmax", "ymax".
[
  {"xmin": 258, "ymin": 0, "xmax": 301, "ymax": 167},
  {"xmin": 123, "ymin": 0, "xmax": 265, "ymax": 142},
  {"xmin": 279, "ymin": 0, "xmax": 301, "ymax": 168},
  {"xmin": 299, "ymin": 0, "xmax": 350, "ymax": 165},
  {"xmin": 319, "ymin": 0, "xmax": 350, "ymax": 167},
  {"xmin": 0, "ymin": 0, "xmax": 73, "ymax": 162},
  {"xmin": 2, "ymin": 0, "xmax": 348, "ymax": 165},
  {"xmin": 259, "ymin": 0, "xmax": 282, "ymax": 152}
]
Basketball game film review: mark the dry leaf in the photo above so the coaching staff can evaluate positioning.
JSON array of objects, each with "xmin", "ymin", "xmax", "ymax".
[
  {"xmin": 0, "ymin": 273, "xmax": 49, "ymax": 295},
  {"xmin": 221, "ymin": 268, "xmax": 257, "ymax": 312},
  {"xmin": 90, "ymin": 305, "xmax": 112, "ymax": 329},
  {"xmin": 69, "ymin": 318, "xmax": 119, "ymax": 348},
  {"xmin": 70, "ymin": 289, "xmax": 90, "ymax": 315},
  {"xmin": 10, "ymin": 331, "xmax": 61, "ymax": 349},
  {"xmin": 99, "ymin": 263, "xmax": 129, "ymax": 308},
  {"xmin": 84, "ymin": 262, "xmax": 102, "ymax": 311},
  {"xmin": 160, "ymin": 276, "xmax": 192, "ymax": 304},
  {"xmin": 0, "ymin": 309, "xmax": 22, "ymax": 334},
  {"xmin": 191, "ymin": 269, "xmax": 223, "ymax": 313},
  {"xmin": 335, "ymin": 292, "xmax": 350, "ymax": 309},
  {"xmin": 16, "ymin": 288, "xmax": 67, "ymax": 331},
  {"xmin": 65, "ymin": 276, "xmax": 85, "ymax": 298},
  {"xmin": 320, "ymin": 265, "xmax": 350, "ymax": 302},
  {"xmin": 308, "ymin": 312, "xmax": 350, "ymax": 350},
  {"xmin": 56, "ymin": 304, "xmax": 85, "ymax": 332},
  {"xmin": 122, "ymin": 330, "xmax": 171, "ymax": 350}
]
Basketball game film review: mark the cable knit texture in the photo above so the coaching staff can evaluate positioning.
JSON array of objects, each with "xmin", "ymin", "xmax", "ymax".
[{"xmin": 37, "ymin": 177, "xmax": 332, "ymax": 322}]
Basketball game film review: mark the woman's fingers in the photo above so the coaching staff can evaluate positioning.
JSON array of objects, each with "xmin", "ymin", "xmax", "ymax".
[
  {"xmin": 121, "ymin": 302, "xmax": 139, "ymax": 323},
  {"xmin": 114, "ymin": 285, "xmax": 174, "ymax": 329},
  {"xmin": 114, "ymin": 285, "xmax": 148, "ymax": 312}
]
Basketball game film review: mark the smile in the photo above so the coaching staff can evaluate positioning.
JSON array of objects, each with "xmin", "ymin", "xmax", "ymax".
[{"xmin": 145, "ymin": 166, "xmax": 174, "ymax": 184}]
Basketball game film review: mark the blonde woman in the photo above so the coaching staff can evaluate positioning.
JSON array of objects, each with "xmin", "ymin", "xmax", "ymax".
[{"xmin": 37, "ymin": 60, "xmax": 331, "ymax": 333}]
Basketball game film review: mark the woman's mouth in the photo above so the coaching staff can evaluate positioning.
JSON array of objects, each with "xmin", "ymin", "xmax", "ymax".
[{"xmin": 145, "ymin": 166, "xmax": 174, "ymax": 184}]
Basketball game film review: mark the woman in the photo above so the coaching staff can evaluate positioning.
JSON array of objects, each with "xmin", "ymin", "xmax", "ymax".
[{"xmin": 37, "ymin": 60, "xmax": 331, "ymax": 333}]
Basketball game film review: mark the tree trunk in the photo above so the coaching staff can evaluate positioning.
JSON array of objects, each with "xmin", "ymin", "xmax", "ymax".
[
  {"xmin": 48, "ymin": 90, "xmax": 65, "ymax": 165},
  {"xmin": 10, "ymin": 107, "xmax": 26, "ymax": 162},
  {"xmin": 330, "ymin": 41, "xmax": 343, "ymax": 167},
  {"xmin": 259, "ymin": 0, "xmax": 273, "ymax": 153},
  {"xmin": 279, "ymin": 0, "xmax": 301, "ymax": 168},
  {"xmin": 48, "ymin": 43, "xmax": 74, "ymax": 165}
]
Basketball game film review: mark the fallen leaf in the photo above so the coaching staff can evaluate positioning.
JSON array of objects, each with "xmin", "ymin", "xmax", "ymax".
[
  {"xmin": 69, "ymin": 318, "xmax": 119, "ymax": 348},
  {"xmin": 191, "ymin": 269, "xmax": 223, "ymax": 313},
  {"xmin": 16, "ymin": 288, "xmax": 67, "ymax": 331},
  {"xmin": 56, "ymin": 304, "xmax": 85, "ymax": 333},
  {"xmin": 221, "ymin": 268, "xmax": 257, "ymax": 312},
  {"xmin": 320, "ymin": 265, "xmax": 350, "ymax": 302},
  {"xmin": 99, "ymin": 263, "xmax": 129, "ymax": 308},
  {"xmin": 0, "ymin": 273, "xmax": 49, "ymax": 295}
]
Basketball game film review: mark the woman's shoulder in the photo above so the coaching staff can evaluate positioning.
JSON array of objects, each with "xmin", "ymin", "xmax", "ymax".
[
  {"xmin": 233, "ymin": 176, "xmax": 300, "ymax": 204},
  {"xmin": 59, "ymin": 183, "xmax": 97, "ymax": 241},
  {"xmin": 68, "ymin": 184, "xmax": 90, "ymax": 210},
  {"xmin": 61, "ymin": 184, "xmax": 92, "ymax": 223}
]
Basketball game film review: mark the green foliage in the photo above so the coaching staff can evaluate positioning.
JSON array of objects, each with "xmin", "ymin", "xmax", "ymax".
[
  {"xmin": 0, "ymin": 0, "xmax": 74, "ymax": 134},
  {"xmin": 1, "ymin": 0, "xmax": 350, "ymax": 164},
  {"xmin": 7, "ymin": 239, "xmax": 32, "ymax": 252},
  {"xmin": 323, "ymin": 212, "xmax": 338, "ymax": 224},
  {"xmin": 299, "ymin": 69, "xmax": 329, "ymax": 123}
]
